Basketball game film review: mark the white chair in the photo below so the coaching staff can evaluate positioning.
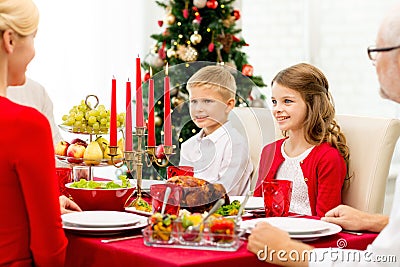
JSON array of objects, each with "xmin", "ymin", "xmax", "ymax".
[
  {"xmin": 229, "ymin": 107, "xmax": 279, "ymax": 191},
  {"xmin": 230, "ymin": 107, "xmax": 400, "ymax": 214},
  {"xmin": 336, "ymin": 115, "xmax": 400, "ymax": 213}
]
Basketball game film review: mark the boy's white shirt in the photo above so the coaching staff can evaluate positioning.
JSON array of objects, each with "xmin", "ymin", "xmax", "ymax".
[
  {"xmin": 7, "ymin": 78, "xmax": 62, "ymax": 145},
  {"xmin": 179, "ymin": 121, "xmax": 253, "ymax": 196}
]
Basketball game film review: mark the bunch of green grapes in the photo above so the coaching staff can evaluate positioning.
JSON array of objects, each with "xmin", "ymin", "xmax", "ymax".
[{"xmin": 61, "ymin": 100, "xmax": 125, "ymax": 134}]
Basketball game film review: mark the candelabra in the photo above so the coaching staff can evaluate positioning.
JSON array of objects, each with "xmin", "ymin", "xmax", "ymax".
[{"xmin": 108, "ymin": 126, "xmax": 174, "ymax": 207}]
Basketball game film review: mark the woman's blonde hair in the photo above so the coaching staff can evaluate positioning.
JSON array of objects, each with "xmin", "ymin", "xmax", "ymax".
[
  {"xmin": 0, "ymin": 0, "xmax": 39, "ymax": 36},
  {"xmin": 187, "ymin": 65, "xmax": 237, "ymax": 101},
  {"xmin": 272, "ymin": 63, "xmax": 350, "ymax": 167}
]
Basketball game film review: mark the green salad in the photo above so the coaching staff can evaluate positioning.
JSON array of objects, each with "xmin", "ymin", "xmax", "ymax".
[
  {"xmin": 215, "ymin": 200, "xmax": 241, "ymax": 216},
  {"xmin": 70, "ymin": 175, "xmax": 131, "ymax": 189}
]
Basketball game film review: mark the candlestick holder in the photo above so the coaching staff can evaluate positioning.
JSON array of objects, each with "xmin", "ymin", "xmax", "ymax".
[
  {"xmin": 109, "ymin": 125, "xmax": 174, "ymax": 209},
  {"xmin": 145, "ymin": 145, "xmax": 174, "ymax": 168}
]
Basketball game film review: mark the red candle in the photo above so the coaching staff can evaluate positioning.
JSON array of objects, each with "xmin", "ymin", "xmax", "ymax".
[
  {"xmin": 136, "ymin": 56, "xmax": 144, "ymax": 127},
  {"xmin": 147, "ymin": 69, "xmax": 155, "ymax": 147},
  {"xmin": 110, "ymin": 77, "xmax": 117, "ymax": 146},
  {"xmin": 164, "ymin": 64, "xmax": 172, "ymax": 146},
  {"xmin": 125, "ymin": 79, "xmax": 133, "ymax": 151}
]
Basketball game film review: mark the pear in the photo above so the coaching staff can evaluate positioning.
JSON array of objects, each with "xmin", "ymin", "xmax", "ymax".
[
  {"xmin": 96, "ymin": 136, "xmax": 109, "ymax": 154},
  {"xmin": 117, "ymin": 137, "xmax": 125, "ymax": 152},
  {"xmin": 83, "ymin": 141, "xmax": 103, "ymax": 165},
  {"xmin": 104, "ymin": 145, "xmax": 123, "ymax": 165}
]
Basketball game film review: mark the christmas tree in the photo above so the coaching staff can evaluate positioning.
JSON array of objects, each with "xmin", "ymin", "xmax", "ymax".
[{"xmin": 140, "ymin": 0, "xmax": 266, "ymax": 179}]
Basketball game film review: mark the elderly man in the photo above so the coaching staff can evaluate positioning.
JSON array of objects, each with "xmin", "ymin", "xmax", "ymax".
[{"xmin": 247, "ymin": 4, "xmax": 400, "ymax": 267}]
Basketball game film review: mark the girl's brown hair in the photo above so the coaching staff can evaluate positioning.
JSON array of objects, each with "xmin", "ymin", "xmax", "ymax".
[{"xmin": 272, "ymin": 63, "xmax": 350, "ymax": 168}]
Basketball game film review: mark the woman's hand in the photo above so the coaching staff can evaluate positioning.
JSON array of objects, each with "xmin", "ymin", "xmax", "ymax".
[{"xmin": 59, "ymin": 195, "xmax": 82, "ymax": 214}]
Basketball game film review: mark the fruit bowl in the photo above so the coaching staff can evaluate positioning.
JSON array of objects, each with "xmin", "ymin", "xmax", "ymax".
[
  {"xmin": 55, "ymin": 155, "xmax": 122, "ymax": 166},
  {"xmin": 65, "ymin": 181, "xmax": 135, "ymax": 211}
]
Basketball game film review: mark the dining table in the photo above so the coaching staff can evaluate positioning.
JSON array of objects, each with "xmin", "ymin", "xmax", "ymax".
[{"xmin": 64, "ymin": 216, "xmax": 378, "ymax": 267}]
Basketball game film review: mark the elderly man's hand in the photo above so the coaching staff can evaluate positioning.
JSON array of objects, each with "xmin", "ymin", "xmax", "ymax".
[{"xmin": 321, "ymin": 205, "xmax": 388, "ymax": 233}]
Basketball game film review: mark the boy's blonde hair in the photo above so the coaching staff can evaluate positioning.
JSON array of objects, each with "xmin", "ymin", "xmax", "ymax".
[
  {"xmin": 187, "ymin": 65, "xmax": 237, "ymax": 100},
  {"xmin": 0, "ymin": 0, "xmax": 39, "ymax": 36}
]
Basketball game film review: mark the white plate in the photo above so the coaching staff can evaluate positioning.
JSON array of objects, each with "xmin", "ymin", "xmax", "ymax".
[
  {"xmin": 62, "ymin": 211, "xmax": 140, "ymax": 228},
  {"xmin": 240, "ymin": 217, "xmax": 341, "ymax": 238},
  {"xmin": 62, "ymin": 215, "xmax": 148, "ymax": 236},
  {"xmin": 124, "ymin": 207, "xmax": 152, "ymax": 217},
  {"xmin": 229, "ymin": 196, "xmax": 264, "ymax": 210},
  {"xmin": 130, "ymin": 179, "xmax": 165, "ymax": 191},
  {"xmin": 225, "ymin": 212, "xmax": 253, "ymax": 219}
]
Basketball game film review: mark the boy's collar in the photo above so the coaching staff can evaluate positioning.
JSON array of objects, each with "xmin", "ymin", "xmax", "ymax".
[{"xmin": 196, "ymin": 121, "xmax": 232, "ymax": 142}]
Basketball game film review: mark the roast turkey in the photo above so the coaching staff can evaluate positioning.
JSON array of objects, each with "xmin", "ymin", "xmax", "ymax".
[{"xmin": 166, "ymin": 176, "xmax": 229, "ymax": 213}]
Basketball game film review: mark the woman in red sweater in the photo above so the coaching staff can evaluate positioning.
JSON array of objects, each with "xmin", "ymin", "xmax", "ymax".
[
  {"xmin": 0, "ymin": 0, "xmax": 77, "ymax": 266},
  {"xmin": 254, "ymin": 63, "xmax": 349, "ymax": 217}
]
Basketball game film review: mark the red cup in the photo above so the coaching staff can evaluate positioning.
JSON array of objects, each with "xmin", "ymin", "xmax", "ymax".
[
  {"xmin": 150, "ymin": 184, "xmax": 182, "ymax": 215},
  {"xmin": 167, "ymin": 166, "xmax": 194, "ymax": 179},
  {"xmin": 56, "ymin": 167, "xmax": 73, "ymax": 196},
  {"xmin": 262, "ymin": 180, "xmax": 293, "ymax": 217}
]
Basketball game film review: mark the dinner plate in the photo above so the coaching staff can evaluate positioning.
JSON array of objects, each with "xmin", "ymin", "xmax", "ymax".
[
  {"xmin": 61, "ymin": 211, "xmax": 140, "ymax": 228},
  {"xmin": 124, "ymin": 207, "xmax": 152, "ymax": 217},
  {"xmin": 62, "ymin": 215, "xmax": 148, "ymax": 236},
  {"xmin": 229, "ymin": 196, "xmax": 264, "ymax": 210},
  {"xmin": 240, "ymin": 217, "xmax": 341, "ymax": 238}
]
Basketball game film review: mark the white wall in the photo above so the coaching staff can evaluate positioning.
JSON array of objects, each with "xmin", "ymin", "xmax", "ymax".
[{"xmin": 241, "ymin": 0, "xmax": 400, "ymax": 117}]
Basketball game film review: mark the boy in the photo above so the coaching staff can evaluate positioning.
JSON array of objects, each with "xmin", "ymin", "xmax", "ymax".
[{"xmin": 179, "ymin": 65, "xmax": 253, "ymax": 196}]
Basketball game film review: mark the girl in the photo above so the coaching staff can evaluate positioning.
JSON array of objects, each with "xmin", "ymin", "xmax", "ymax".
[{"xmin": 254, "ymin": 63, "xmax": 349, "ymax": 217}]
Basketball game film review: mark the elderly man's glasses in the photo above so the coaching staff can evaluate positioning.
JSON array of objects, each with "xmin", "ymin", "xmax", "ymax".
[{"xmin": 368, "ymin": 45, "xmax": 400, "ymax": 61}]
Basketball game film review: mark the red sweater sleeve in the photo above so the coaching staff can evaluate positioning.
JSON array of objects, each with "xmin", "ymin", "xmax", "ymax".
[{"xmin": 12, "ymin": 107, "xmax": 67, "ymax": 266}]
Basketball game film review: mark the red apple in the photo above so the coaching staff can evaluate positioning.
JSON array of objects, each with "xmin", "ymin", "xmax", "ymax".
[
  {"xmin": 70, "ymin": 138, "xmax": 88, "ymax": 147},
  {"xmin": 55, "ymin": 140, "xmax": 70, "ymax": 157},
  {"xmin": 67, "ymin": 143, "xmax": 86, "ymax": 163}
]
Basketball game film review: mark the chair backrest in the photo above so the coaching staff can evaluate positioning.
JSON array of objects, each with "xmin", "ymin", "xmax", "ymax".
[
  {"xmin": 230, "ymin": 108, "xmax": 400, "ymax": 213},
  {"xmin": 229, "ymin": 107, "xmax": 279, "ymax": 190},
  {"xmin": 336, "ymin": 115, "xmax": 400, "ymax": 213}
]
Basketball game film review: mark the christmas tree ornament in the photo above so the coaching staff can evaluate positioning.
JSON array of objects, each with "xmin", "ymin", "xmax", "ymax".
[
  {"xmin": 183, "ymin": 1, "xmax": 189, "ymax": 19},
  {"xmin": 208, "ymin": 42, "xmax": 215, "ymax": 52},
  {"xmin": 190, "ymin": 31, "xmax": 202, "ymax": 45},
  {"xmin": 242, "ymin": 64, "xmax": 254, "ymax": 76},
  {"xmin": 222, "ymin": 15, "xmax": 236, "ymax": 27},
  {"xmin": 155, "ymin": 116, "xmax": 162, "ymax": 127},
  {"xmin": 232, "ymin": 9, "xmax": 241, "ymax": 20},
  {"xmin": 217, "ymin": 33, "xmax": 233, "ymax": 53},
  {"xmin": 166, "ymin": 48, "xmax": 177, "ymax": 58},
  {"xmin": 232, "ymin": 35, "xmax": 241, "ymax": 42},
  {"xmin": 157, "ymin": 20, "xmax": 164, "ymax": 27},
  {"xmin": 147, "ymin": 53, "xmax": 164, "ymax": 68},
  {"xmin": 183, "ymin": 9, "xmax": 189, "ymax": 19},
  {"xmin": 206, "ymin": 0, "xmax": 218, "ymax": 9},
  {"xmin": 165, "ymin": 13, "xmax": 176, "ymax": 25},
  {"xmin": 177, "ymin": 45, "xmax": 198, "ymax": 62},
  {"xmin": 193, "ymin": 0, "xmax": 207, "ymax": 8}
]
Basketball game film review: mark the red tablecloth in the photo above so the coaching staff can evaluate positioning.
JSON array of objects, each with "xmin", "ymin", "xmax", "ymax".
[
  {"xmin": 65, "ymin": 226, "xmax": 377, "ymax": 267},
  {"xmin": 67, "ymin": 179, "xmax": 376, "ymax": 266}
]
